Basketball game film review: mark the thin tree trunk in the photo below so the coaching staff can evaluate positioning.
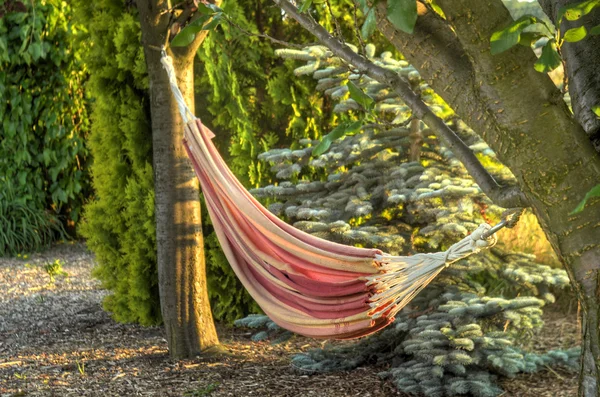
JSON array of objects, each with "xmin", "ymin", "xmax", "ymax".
[
  {"xmin": 135, "ymin": 0, "xmax": 219, "ymax": 358},
  {"xmin": 149, "ymin": 53, "xmax": 219, "ymax": 357}
]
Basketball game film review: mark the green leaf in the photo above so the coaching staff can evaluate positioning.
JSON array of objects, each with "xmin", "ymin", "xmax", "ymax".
[
  {"xmin": 490, "ymin": 15, "xmax": 538, "ymax": 55},
  {"xmin": 570, "ymin": 183, "xmax": 600, "ymax": 214},
  {"xmin": 361, "ymin": 7, "xmax": 377, "ymax": 39},
  {"xmin": 205, "ymin": 3, "xmax": 223, "ymax": 13},
  {"xmin": 56, "ymin": 188, "xmax": 67, "ymax": 203},
  {"xmin": 347, "ymin": 81, "xmax": 375, "ymax": 111},
  {"xmin": 534, "ymin": 40, "xmax": 562, "ymax": 73},
  {"xmin": 558, "ymin": 0, "xmax": 600, "ymax": 21},
  {"xmin": 518, "ymin": 31, "xmax": 547, "ymax": 46},
  {"xmin": 29, "ymin": 42, "xmax": 41, "ymax": 61},
  {"xmin": 592, "ymin": 105, "xmax": 600, "ymax": 117},
  {"xmin": 312, "ymin": 121, "xmax": 362, "ymax": 156},
  {"xmin": 17, "ymin": 171, "xmax": 27, "ymax": 186},
  {"xmin": 387, "ymin": 0, "xmax": 418, "ymax": 34},
  {"xmin": 202, "ymin": 13, "xmax": 223, "ymax": 31},
  {"xmin": 171, "ymin": 14, "xmax": 213, "ymax": 47},
  {"xmin": 429, "ymin": 0, "xmax": 445, "ymax": 17},
  {"xmin": 590, "ymin": 24, "xmax": 600, "ymax": 35},
  {"xmin": 299, "ymin": 0, "xmax": 313, "ymax": 13},
  {"xmin": 563, "ymin": 25, "xmax": 587, "ymax": 42},
  {"xmin": 196, "ymin": 3, "xmax": 215, "ymax": 14}
]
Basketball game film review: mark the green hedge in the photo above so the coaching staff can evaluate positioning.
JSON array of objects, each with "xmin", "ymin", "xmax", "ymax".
[
  {"xmin": 0, "ymin": 1, "xmax": 89, "ymax": 255},
  {"xmin": 73, "ymin": 0, "xmax": 159, "ymax": 325}
]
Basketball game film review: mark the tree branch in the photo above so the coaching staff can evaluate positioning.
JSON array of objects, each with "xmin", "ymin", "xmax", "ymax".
[
  {"xmin": 272, "ymin": 0, "xmax": 529, "ymax": 208},
  {"xmin": 170, "ymin": 0, "xmax": 223, "ymax": 60}
]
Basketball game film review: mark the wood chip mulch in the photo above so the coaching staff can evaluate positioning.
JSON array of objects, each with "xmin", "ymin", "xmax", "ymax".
[{"xmin": 0, "ymin": 243, "xmax": 579, "ymax": 397}]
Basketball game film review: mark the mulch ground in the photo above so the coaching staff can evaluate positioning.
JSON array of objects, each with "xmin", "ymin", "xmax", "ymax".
[{"xmin": 0, "ymin": 243, "xmax": 580, "ymax": 397}]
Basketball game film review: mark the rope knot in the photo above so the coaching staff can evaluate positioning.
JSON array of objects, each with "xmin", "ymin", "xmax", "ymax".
[{"xmin": 470, "ymin": 223, "xmax": 498, "ymax": 250}]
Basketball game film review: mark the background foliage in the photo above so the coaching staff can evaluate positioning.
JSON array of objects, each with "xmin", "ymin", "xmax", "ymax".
[
  {"xmin": 241, "ymin": 43, "xmax": 576, "ymax": 397},
  {"xmin": 73, "ymin": 0, "xmax": 159, "ymax": 325},
  {"xmin": 0, "ymin": 0, "xmax": 89, "ymax": 256}
]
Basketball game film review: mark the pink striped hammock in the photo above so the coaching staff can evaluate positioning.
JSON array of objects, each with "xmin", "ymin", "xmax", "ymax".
[{"xmin": 162, "ymin": 54, "xmax": 502, "ymax": 340}]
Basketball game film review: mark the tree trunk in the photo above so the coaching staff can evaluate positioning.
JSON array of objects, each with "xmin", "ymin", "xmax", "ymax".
[
  {"xmin": 371, "ymin": 1, "xmax": 600, "ymax": 394},
  {"xmin": 135, "ymin": 0, "xmax": 219, "ymax": 358}
]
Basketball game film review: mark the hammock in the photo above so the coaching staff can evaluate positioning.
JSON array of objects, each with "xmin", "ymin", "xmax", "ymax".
[{"xmin": 161, "ymin": 54, "xmax": 504, "ymax": 340}]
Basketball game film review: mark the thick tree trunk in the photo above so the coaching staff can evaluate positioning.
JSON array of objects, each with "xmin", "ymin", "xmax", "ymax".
[
  {"xmin": 371, "ymin": 1, "xmax": 600, "ymax": 394},
  {"xmin": 135, "ymin": 0, "xmax": 219, "ymax": 358}
]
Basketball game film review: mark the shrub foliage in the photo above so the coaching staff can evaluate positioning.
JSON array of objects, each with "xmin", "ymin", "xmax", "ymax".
[{"xmin": 0, "ymin": 0, "xmax": 89, "ymax": 255}]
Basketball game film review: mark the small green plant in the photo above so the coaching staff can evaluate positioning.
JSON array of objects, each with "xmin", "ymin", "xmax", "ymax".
[
  {"xmin": 14, "ymin": 371, "xmax": 29, "ymax": 392},
  {"xmin": 0, "ymin": 181, "xmax": 67, "ymax": 257},
  {"xmin": 43, "ymin": 259, "xmax": 68, "ymax": 283},
  {"xmin": 76, "ymin": 360, "xmax": 85, "ymax": 376},
  {"xmin": 184, "ymin": 383, "xmax": 219, "ymax": 396}
]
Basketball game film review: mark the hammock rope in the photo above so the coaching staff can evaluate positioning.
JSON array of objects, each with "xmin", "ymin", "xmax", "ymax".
[{"xmin": 160, "ymin": 52, "xmax": 508, "ymax": 339}]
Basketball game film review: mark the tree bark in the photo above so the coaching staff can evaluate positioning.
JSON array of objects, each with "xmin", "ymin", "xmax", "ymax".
[
  {"xmin": 538, "ymin": 0, "xmax": 600, "ymax": 152},
  {"xmin": 372, "ymin": 1, "xmax": 600, "ymax": 394},
  {"xmin": 135, "ymin": 0, "xmax": 219, "ymax": 358}
]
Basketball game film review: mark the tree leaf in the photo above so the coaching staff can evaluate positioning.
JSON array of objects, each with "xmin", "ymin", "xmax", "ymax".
[
  {"xmin": 490, "ymin": 15, "xmax": 538, "ymax": 55},
  {"xmin": 171, "ymin": 14, "xmax": 213, "ymax": 47},
  {"xmin": 196, "ymin": 3, "xmax": 216, "ymax": 14},
  {"xmin": 592, "ymin": 105, "xmax": 600, "ymax": 117},
  {"xmin": 570, "ymin": 183, "xmax": 600, "ymax": 214},
  {"xmin": 558, "ymin": 0, "xmax": 600, "ymax": 21},
  {"xmin": 518, "ymin": 31, "xmax": 547, "ymax": 46},
  {"xmin": 312, "ymin": 121, "xmax": 362, "ymax": 156},
  {"xmin": 361, "ymin": 7, "xmax": 377, "ymax": 39},
  {"xmin": 534, "ymin": 40, "xmax": 562, "ymax": 73},
  {"xmin": 299, "ymin": 0, "xmax": 313, "ymax": 13},
  {"xmin": 387, "ymin": 0, "xmax": 417, "ymax": 34},
  {"xmin": 202, "ymin": 13, "xmax": 223, "ymax": 31},
  {"xmin": 563, "ymin": 25, "xmax": 587, "ymax": 42},
  {"xmin": 590, "ymin": 24, "xmax": 600, "ymax": 35},
  {"xmin": 205, "ymin": 3, "xmax": 223, "ymax": 13},
  {"xmin": 347, "ymin": 81, "xmax": 375, "ymax": 111}
]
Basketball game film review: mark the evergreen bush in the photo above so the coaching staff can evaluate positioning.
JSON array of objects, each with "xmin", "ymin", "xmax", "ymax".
[
  {"xmin": 0, "ymin": 0, "xmax": 89, "ymax": 255},
  {"xmin": 73, "ymin": 0, "xmax": 159, "ymax": 325},
  {"xmin": 239, "ymin": 44, "xmax": 577, "ymax": 396}
]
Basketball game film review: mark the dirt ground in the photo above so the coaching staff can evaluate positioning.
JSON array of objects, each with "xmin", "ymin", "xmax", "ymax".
[{"xmin": 0, "ymin": 243, "xmax": 580, "ymax": 397}]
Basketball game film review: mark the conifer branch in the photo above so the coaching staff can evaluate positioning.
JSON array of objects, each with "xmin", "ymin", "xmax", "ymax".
[{"xmin": 272, "ymin": 0, "xmax": 530, "ymax": 209}]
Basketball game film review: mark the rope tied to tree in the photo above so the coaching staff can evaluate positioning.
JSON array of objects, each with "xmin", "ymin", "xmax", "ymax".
[{"xmin": 160, "ymin": 50, "xmax": 195, "ymax": 124}]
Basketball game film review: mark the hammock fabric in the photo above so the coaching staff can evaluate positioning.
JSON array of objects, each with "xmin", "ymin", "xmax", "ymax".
[{"xmin": 162, "ymin": 54, "xmax": 498, "ymax": 340}]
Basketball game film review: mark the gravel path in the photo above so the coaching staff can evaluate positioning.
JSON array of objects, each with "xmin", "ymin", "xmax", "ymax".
[{"xmin": 0, "ymin": 243, "xmax": 579, "ymax": 396}]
